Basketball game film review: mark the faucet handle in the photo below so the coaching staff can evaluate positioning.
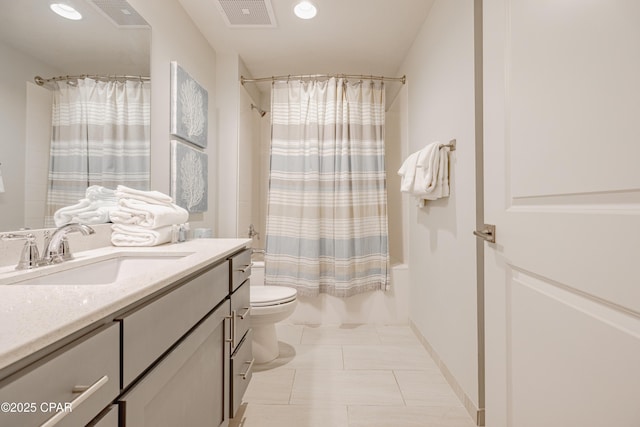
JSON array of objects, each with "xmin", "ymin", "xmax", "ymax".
[
  {"xmin": 58, "ymin": 237, "xmax": 72, "ymax": 261},
  {"xmin": 0, "ymin": 233, "xmax": 40, "ymax": 270},
  {"xmin": 18, "ymin": 239, "xmax": 41, "ymax": 270}
]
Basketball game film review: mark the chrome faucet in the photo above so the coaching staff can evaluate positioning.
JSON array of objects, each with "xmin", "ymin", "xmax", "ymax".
[{"xmin": 41, "ymin": 223, "xmax": 95, "ymax": 265}]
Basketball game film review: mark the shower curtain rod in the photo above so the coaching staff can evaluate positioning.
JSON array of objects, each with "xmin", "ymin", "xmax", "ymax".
[
  {"xmin": 34, "ymin": 74, "xmax": 150, "ymax": 86},
  {"xmin": 241, "ymin": 74, "xmax": 406, "ymax": 85}
]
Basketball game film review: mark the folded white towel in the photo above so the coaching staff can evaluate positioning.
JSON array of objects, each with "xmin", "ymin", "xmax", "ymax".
[
  {"xmin": 111, "ymin": 224, "xmax": 173, "ymax": 247},
  {"xmin": 115, "ymin": 185, "xmax": 173, "ymax": 206},
  {"xmin": 86, "ymin": 185, "xmax": 117, "ymax": 202},
  {"xmin": 110, "ymin": 199, "xmax": 188, "ymax": 228},
  {"xmin": 54, "ymin": 199, "xmax": 91, "ymax": 227},
  {"xmin": 54, "ymin": 198, "xmax": 118, "ymax": 227},
  {"xmin": 73, "ymin": 205, "xmax": 117, "ymax": 224}
]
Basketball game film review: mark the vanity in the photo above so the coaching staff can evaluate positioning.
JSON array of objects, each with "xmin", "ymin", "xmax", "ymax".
[{"xmin": 0, "ymin": 238, "xmax": 253, "ymax": 426}]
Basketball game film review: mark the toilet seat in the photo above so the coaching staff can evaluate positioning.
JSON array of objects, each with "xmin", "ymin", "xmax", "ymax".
[{"xmin": 250, "ymin": 286, "xmax": 297, "ymax": 307}]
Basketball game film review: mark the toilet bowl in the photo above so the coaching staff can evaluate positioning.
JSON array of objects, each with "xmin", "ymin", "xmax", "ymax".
[{"xmin": 250, "ymin": 261, "xmax": 297, "ymax": 364}]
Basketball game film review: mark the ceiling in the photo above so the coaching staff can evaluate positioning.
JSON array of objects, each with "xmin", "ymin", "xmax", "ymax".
[
  {"xmin": 2, "ymin": 0, "xmax": 433, "ymax": 94},
  {"xmin": 0, "ymin": 0, "xmax": 150, "ymax": 76},
  {"xmin": 178, "ymin": 0, "xmax": 435, "ymax": 80}
]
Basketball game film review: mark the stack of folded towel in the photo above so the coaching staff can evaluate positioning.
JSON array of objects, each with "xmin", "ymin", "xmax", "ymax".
[
  {"xmin": 398, "ymin": 142, "xmax": 450, "ymax": 204},
  {"xmin": 109, "ymin": 185, "xmax": 189, "ymax": 247},
  {"xmin": 54, "ymin": 185, "xmax": 118, "ymax": 227}
]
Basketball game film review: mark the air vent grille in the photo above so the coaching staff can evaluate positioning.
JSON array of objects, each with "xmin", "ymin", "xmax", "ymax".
[
  {"xmin": 215, "ymin": 0, "xmax": 277, "ymax": 27},
  {"xmin": 88, "ymin": 0, "xmax": 149, "ymax": 28}
]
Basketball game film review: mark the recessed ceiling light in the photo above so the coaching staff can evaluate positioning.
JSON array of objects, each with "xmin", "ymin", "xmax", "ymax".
[
  {"xmin": 294, "ymin": 1, "xmax": 317, "ymax": 20},
  {"xmin": 50, "ymin": 3, "xmax": 82, "ymax": 20}
]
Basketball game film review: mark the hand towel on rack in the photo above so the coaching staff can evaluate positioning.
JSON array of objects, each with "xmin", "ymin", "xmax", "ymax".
[
  {"xmin": 398, "ymin": 142, "xmax": 450, "ymax": 201},
  {"xmin": 412, "ymin": 142, "xmax": 441, "ymax": 196},
  {"xmin": 397, "ymin": 150, "xmax": 421, "ymax": 192},
  {"xmin": 419, "ymin": 143, "xmax": 450, "ymax": 200},
  {"xmin": 115, "ymin": 185, "xmax": 174, "ymax": 206},
  {"xmin": 110, "ymin": 199, "xmax": 189, "ymax": 228},
  {"xmin": 111, "ymin": 224, "xmax": 173, "ymax": 247}
]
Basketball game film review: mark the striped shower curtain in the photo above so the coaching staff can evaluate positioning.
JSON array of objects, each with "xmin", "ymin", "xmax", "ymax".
[
  {"xmin": 265, "ymin": 77, "xmax": 389, "ymax": 297},
  {"xmin": 44, "ymin": 78, "xmax": 150, "ymax": 226}
]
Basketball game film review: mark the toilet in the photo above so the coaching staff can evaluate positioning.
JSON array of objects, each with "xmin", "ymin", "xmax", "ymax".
[{"xmin": 249, "ymin": 261, "xmax": 297, "ymax": 364}]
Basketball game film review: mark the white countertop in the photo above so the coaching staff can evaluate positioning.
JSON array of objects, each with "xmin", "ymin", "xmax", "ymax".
[{"xmin": 0, "ymin": 238, "xmax": 250, "ymax": 375}]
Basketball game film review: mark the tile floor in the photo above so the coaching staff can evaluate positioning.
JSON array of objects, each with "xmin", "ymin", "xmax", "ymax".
[{"xmin": 230, "ymin": 324, "xmax": 477, "ymax": 427}]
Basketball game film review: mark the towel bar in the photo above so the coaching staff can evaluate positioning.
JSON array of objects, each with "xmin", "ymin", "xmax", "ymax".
[{"xmin": 439, "ymin": 139, "xmax": 456, "ymax": 151}]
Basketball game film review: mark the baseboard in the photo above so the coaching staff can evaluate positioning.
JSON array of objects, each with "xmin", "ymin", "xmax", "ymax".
[{"xmin": 409, "ymin": 320, "xmax": 485, "ymax": 426}]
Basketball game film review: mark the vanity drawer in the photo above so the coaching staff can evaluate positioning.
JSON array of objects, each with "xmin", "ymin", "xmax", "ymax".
[
  {"xmin": 230, "ymin": 280, "xmax": 251, "ymax": 353},
  {"xmin": 119, "ymin": 260, "xmax": 229, "ymax": 388},
  {"xmin": 230, "ymin": 330, "xmax": 253, "ymax": 418},
  {"xmin": 229, "ymin": 248, "xmax": 252, "ymax": 292},
  {"xmin": 0, "ymin": 323, "xmax": 119, "ymax": 427}
]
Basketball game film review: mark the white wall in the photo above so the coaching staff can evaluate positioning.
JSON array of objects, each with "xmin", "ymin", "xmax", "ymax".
[
  {"xmin": 237, "ymin": 86, "xmax": 261, "ymax": 240},
  {"xmin": 0, "ymin": 42, "xmax": 60, "ymax": 231},
  {"xmin": 398, "ymin": 0, "xmax": 480, "ymax": 411},
  {"xmin": 129, "ymin": 0, "xmax": 218, "ymax": 232},
  {"xmin": 24, "ymin": 83, "xmax": 52, "ymax": 229}
]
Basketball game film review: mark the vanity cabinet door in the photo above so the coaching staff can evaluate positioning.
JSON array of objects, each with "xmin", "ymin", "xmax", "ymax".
[
  {"xmin": 119, "ymin": 300, "xmax": 231, "ymax": 427},
  {"xmin": 0, "ymin": 323, "xmax": 119, "ymax": 427},
  {"xmin": 119, "ymin": 261, "xmax": 229, "ymax": 388}
]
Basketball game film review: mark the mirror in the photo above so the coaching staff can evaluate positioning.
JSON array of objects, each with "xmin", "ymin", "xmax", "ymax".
[{"xmin": 0, "ymin": 0, "xmax": 150, "ymax": 232}]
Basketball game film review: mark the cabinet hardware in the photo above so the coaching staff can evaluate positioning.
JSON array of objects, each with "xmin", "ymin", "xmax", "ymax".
[
  {"xmin": 240, "ymin": 359, "xmax": 255, "ymax": 380},
  {"xmin": 237, "ymin": 307, "xmax": 251, "ymax": 320},
  {"xmin": 226, "ymin": 311, "xmax": 237, "ymax": 348},
  {"xmin": 40, "ymin": 375, "xmax": 109, "ymax": 427},
  {"xmin": 236, "ymin": 263, "xmax": 253, "ymax": 273}
]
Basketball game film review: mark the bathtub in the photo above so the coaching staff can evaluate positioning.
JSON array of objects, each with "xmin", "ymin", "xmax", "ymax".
[{"xmin": 250, "ymin": 260, "xmax": 409, "ymax": 325}]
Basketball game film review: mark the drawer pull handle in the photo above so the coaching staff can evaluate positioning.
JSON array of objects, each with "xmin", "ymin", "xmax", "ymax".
[
  {"xmin": 238, "ymin": 307, "xmax": 251, "ymax": 320},
  {"xmin": 226, "ymin": 311, "xmax": 237, "ymax": 348},
  {"xmin": 237, "ymin": 263, "xmax": 253, "ymax": 273},
  {"xmin": 40, "ymin": 375, "xmax": 109, "ymax": 427},
  {"xmin": 240, "ymin": 358, "xmax": 255, "ymax": 380}
]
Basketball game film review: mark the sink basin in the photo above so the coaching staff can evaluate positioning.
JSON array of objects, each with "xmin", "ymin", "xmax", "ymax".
[{"xmin": 13, "ymin": 253, "xmax": 192, "ymax": 286}]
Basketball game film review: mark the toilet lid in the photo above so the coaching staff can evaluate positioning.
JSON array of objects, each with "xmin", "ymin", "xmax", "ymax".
[{"xmin": 251, "ymin": 286, "xmax": 297, "ymax": 307}]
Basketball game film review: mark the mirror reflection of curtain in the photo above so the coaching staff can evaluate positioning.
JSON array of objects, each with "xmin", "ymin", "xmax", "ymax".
[
  {"xmin": 44, "ymin": 78, "xmax": 150, "ymax": 227},
  {"xmin": 265, "ymin": 77, "xmax": 389, "ymax": 297}
]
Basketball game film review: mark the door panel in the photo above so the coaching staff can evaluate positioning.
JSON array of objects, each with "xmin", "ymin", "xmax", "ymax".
[
  {"xmin": 510, "ymin": 270, "xmax": 640, "ymax": 426},
  {"xmin": 483, "ymin": 1, "xmax": 640, "ymax": 426}
]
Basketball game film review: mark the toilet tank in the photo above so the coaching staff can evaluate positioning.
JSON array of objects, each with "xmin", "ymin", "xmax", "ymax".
[{"xmin": 250, "ymin": 261, "xmax": 265, "ymax": 286}]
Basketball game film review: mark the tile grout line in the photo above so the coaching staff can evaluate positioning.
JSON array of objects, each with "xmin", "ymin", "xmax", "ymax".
[
  {"xmin": 287, "ymin": 368, "xmax": 297, "ymax": 405},
  {"xmin": 391, "ymin": 369, "xmax": 409, "ymax": 406}
]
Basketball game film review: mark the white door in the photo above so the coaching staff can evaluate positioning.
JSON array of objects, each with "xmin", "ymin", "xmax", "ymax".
[{"xmin": 482, "ymin": 1, "xmax": 640, "ymax": 426}]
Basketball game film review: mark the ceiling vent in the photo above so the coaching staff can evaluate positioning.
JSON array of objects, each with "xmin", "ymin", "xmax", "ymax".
[
  {"xmin": 214, "ymin": 0, "xmax": 277, "ymax": 28},
  {"xmin": 87, "ymin": 0, "xmax": 150, "ymax": 28}
]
